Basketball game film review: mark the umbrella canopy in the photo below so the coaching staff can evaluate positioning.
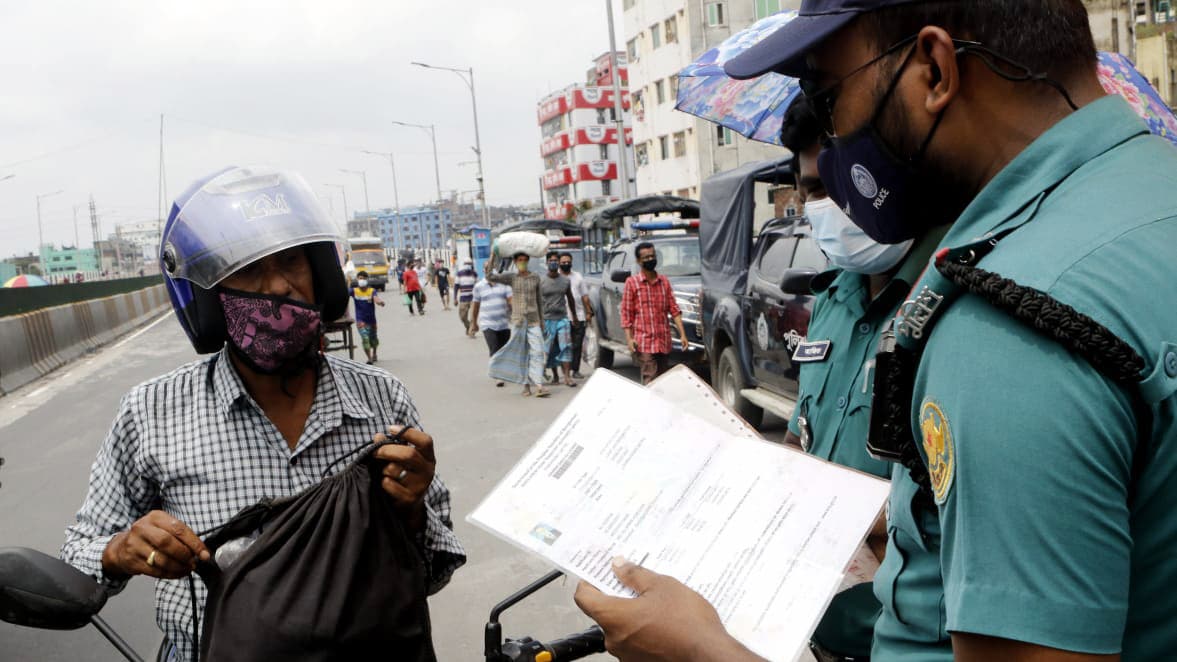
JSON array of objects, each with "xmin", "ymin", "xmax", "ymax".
[
  {"xmin": 1097, "ymin": 52, "xmax": 1177, "ymax": 147},
  {"xmin": 2, "ymin": 274, "xmax": 48, "ymax": 288},
  {"xmin": 676, "ymin": 11, "xmax": 1177, "ymax": 149},
  {"xmin": 674, "ymin": 10, "xmax": 800, "ymax": 147}
]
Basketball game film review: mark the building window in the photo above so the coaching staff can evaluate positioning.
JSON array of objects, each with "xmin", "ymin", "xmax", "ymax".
[
  {"xmin": 705, "ymin": 2, "xmax": 725, "ymax": 26},
  {"xmin": 597, "ymin": 108, "xmax": 607, "ymax": 124},
  {"xmin": 627, "ymin": 37, "xmax": 638, "ymax": 61},
  {"xmin": 650, "ymin": 23, "xmax": 661, "ymax": 49},
  {"xmin": 602, "ymin": 179, "xmax": 612, "ymax": 196},
  {"xmin": 623, "ymin": 0, "xmax": 636, "ymax": 8},
  {"xmin": 659, "ymin": 135, "xmax": 670, "ymax": 160},
  {"xmin": 754, "ymin": 0, "xmax": 781, "ymax": 20},
  {"xmin": 716, "ymin": 126, "xmax": 734, "ymax": 146},
  {"xmin": 664, "ymin": 17, "xmax": 678, "ymax": 44},
  {"xmin": 669, "ymin": 75, "xmax": 679, "ymax": 102},
  {"xmin": 655, "ymin": 79, "xmax": 666, "ymax": 104},
  {"xmin": 636, "ymin": 142, "xmax": 650, "ymax": 166},
  {"xmin": 673, "ymin": 131, "xmax": 687, "ymax": 158}
]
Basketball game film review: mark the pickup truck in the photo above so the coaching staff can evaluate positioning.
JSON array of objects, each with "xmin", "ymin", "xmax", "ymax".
[{"xmin": 700, "ymin": 158, "xmax": 827, "ymax": 427}]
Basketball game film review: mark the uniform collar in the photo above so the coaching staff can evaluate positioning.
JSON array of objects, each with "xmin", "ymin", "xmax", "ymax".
[
  {"xmin": 212, "ymin": 348, "xmax": 374, "ymax": 421},
  {"xmin": 942, "ymin": 95, "xmax": 1149, "ymax": 248}
]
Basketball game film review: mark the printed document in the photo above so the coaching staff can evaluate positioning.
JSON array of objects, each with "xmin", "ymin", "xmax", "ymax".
[{"xmin": 469, "ymin": 369, "xmax": 890, "ymax": 661}]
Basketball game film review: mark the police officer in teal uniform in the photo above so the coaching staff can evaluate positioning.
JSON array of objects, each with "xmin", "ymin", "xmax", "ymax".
[
  {"xmin": 781, "ymin": 96, "xmax": 947, "ymax": 661},
  {"xmin": 781, "ymin": 96, "xmax": 942, "ymax": 483},
  {"xmin": 572, "ymin": 2, "xmax": 1177, "ymax": 661}
]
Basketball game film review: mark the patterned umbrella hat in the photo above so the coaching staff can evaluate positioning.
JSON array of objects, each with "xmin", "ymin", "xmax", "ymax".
[
  {"xmin": 676, "ymin": 11, "xmax": 1177, "ymax": 149},
  {"xmin": 2, "ymin": 274, "xmax": 49, "ymax": 287}
]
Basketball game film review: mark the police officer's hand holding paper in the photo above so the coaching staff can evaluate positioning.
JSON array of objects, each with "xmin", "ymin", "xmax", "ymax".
[{"xmin": 572, "ymin": 1, "xmax": 1177, "ymax": 660}]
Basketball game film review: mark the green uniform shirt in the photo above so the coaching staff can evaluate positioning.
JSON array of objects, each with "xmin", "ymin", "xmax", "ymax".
[
  {"xmin": 788, "ymin": 229, "xmax": 944, "ymax": 479},
  {"xmin": 873, "ymin": 96, "xmax": 1177, "ymax": 660}
]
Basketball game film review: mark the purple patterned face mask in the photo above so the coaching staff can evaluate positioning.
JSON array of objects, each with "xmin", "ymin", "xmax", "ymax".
[{"xmin": 219, "ymin": 288, "xmax": 322, "ymax": 374}]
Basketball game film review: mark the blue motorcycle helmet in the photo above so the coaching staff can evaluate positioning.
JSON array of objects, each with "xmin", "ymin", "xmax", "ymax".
[{"xmin": 160, "ymin": 166, "xmax": 350, "ymax": 353}]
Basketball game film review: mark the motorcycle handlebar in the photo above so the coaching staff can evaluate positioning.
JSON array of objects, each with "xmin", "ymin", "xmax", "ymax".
[{"xmin": 544, "ymin": 626, "xmax": 606, "ymax": 660}]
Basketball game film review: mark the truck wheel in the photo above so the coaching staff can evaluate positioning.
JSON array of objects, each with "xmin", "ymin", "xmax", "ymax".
[
  {"xmin": 716, "ymin": 347, "xmax": 762, "ymax": 427},
  {"xmin": 597, "ymin": 343, "xmax": 614, "ymax": 370}
]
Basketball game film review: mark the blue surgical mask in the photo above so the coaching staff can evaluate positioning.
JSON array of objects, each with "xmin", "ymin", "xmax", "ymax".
[
  {"xmin": 816, "ymin": 44, "xmax": 948, "ymax": 245},
  {"xmin": 805, "ymin": 197, "xmax": 912, "ymax": 274}
]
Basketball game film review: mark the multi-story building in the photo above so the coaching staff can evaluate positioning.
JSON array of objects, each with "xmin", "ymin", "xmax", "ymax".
[
  {"xmin": 40, "ymin": 244, "xmax": 101, "ymax": 279},
  {"xmin": 538, "ymin": 52, "xmax": 635, "ymax": 220},
  {"xmin": 95, "ymin": 237, "xmax": 146, "ymax": 276},
  {"xmin": 376, "ymin": 207, "xmax": 454, "ymax": 253},
  {"xmin": 622, "ymin": 0, "xmax": 801, "ymax": 199}
]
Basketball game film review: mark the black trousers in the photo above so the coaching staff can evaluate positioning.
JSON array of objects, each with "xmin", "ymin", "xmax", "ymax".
[
  {"xmin": 407, "ymin": 290, "xmax": 424, "ymax": 314},
  {"xmin": 569, "ymin": 321, "xmax": 586, "ymax": 372},
  {"xmin": 483, "ymin": 328, "xmax": 512, "ymax": 356}
]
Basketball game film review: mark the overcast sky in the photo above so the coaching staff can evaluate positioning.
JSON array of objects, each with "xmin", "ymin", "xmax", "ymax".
[{"xmin": 0, "ymin": 0, "xmax": 628, "ymax": 257}]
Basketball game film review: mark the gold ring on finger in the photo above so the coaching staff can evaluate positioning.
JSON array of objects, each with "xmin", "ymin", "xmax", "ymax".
[{"xmin": 147, "ymin": 550, "xmax": 157, "ymax": 567}]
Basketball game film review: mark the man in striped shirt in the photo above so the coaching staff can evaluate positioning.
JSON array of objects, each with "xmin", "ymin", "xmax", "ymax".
[
  {"xmin": 621, "ymin": 242, "xmax": 690, "ymax": 385},
  {"xmin": 470, "ymin": 275, "xmax": 513, "ymax": 387},
  {"xmin": 453, "ymin": 261, "xmax": 479, "ymax": 337}
]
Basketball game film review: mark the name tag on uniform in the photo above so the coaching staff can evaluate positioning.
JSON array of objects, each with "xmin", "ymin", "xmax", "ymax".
[{"xmin": 792, "ymin": 340, "xmax": 832, "ymax": 363}]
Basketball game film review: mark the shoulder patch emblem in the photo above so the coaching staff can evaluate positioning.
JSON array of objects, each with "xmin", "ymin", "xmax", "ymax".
[{"xmin": 920, "ymin": 400, "xmax": 955, "ymax": 504}]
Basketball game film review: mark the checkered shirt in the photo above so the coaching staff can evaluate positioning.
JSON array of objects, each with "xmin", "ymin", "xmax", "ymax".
[
  {"xmin": 620, "ymin": 273, "xmax": 681, "ymax": 354},
  {"xmin": 60, "ymin": 349, "xmax": 466, "ymax": 662},
  {"xmin": 488, "ymin": 270, "xmax": 543, "ymax": 326}
]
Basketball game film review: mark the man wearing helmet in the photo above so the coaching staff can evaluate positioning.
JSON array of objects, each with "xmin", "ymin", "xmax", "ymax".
[{"xmin": 60, "ymin": 167, "xmax": 466, "ymax": 660}]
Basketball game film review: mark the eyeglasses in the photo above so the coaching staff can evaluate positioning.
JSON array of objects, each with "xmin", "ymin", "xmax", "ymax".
[{"xmin": 799, "ymin": 34, "xmax": 918, "ymax": 137}]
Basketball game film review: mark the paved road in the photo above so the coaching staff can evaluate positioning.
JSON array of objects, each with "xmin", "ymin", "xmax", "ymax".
[{"xmin": 0, "ymin": 292, "xmax": 785, "ymax": 661}]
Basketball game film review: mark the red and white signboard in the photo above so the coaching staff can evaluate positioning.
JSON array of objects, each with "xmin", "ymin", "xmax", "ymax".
[
  {"xmin": 537, "ymin": 95, "xmax": 570, "ymax": 124},
  {"xmin": 542, "ymin": 168, "xmax": 573, "ymax": 190},
  {"xmin": 541, "ymin": 132, "xmax": 571, "ymax": 157},
  {"xmin": 574, "ymin": 161, "xmax": 617, "ymax": 182}
]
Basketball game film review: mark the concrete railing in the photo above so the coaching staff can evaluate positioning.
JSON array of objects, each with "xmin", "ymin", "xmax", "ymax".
[{"xmin": 0, "ymin": 285, "xmax": 170, "ymax": 396}]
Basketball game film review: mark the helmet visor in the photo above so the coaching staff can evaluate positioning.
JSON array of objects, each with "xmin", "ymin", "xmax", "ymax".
[{"xmin": 162, "ymin": 167, "xmax": 344, "ymax": 289}]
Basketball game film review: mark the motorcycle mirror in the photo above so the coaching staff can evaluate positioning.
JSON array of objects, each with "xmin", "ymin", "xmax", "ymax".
[
  {"xmin": 780, "ymin": 268, "xmax": 818, "ymax": 295},
  {"xmin": 0, "ymin": 547, "xmax": 108, "ymax": 630}
]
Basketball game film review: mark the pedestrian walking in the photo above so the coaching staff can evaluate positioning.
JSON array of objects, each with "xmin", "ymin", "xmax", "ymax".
[
  {"xmin": 620, "ymin": 243, "xmax": 690, "ymax": 385},
  {"xmin": 435, "ymin": 262, "xmax": 452, "ymax": 311},
  {"xmin": 469, "ymin": 275, "xmax": 513, "ymax": 387},
  {"xmin": 454, "ymin": 260, "xmax": 479, "ymax": 337},
  {"xmin": 486, "ymin": 253, "xmax": 550, "ymax": 397},
  {"xmin": 402, "ymin": 261, "xmax": 425, "ymax": 315},
  {"xmin": 395, "ymin": 260, "xmax": 406, "ymax": 292},
  {"xmin": 557, "ymin": 252, "xmax": 593, "ymax": 379},
  {"xmin": 351, "ymin": 270, "xmax": 386, "ymax": 364},
  {"xmin": 540, "ymin": 251, "xmax": 580, "ymax": 387}
]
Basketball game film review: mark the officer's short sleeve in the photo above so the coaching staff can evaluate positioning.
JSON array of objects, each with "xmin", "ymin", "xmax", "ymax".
[{"xmin": 916, "ymin": 297, "xmax": 1135, "ymax": 654}]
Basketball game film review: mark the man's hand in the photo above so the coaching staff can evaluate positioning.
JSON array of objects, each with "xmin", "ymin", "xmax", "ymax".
[
  {"xmin": 102, "ymin": 511, "xmax": 210, "ymax": 580},
  {"xmin": 373, "ymin": 425, "xmax": 436, "ymax": 531},
  {"xmin": 627, "ymin": 338, "xmax": 638, "ymax": 354},
  {"xmin": 679, "ymin": 333, "xmax": 691, "ymax": 350},
  {"xmin": 470, "ymin": 322, "xmax": 479, "ymax": 334},
  {"xmin": 574, "ymin": 558, "xmax": 762, "ymax": 662}
]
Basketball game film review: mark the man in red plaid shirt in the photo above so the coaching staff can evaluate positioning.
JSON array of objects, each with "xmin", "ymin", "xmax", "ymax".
[{"xmin": 621, "ymin": 242, "xmax": 691, "ymax": 384}]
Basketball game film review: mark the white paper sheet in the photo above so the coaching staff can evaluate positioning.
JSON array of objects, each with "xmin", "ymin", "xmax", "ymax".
[{"xmin": 469, "ymin": 369, "xmax": 890, "ymax": 661}]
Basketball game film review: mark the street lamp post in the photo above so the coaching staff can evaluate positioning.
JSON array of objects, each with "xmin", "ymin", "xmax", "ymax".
[
  {"xmin": 605, "ymin": 0, "xmax": 632, "ymax": 200},
  {"xmin": 411, "ymin": 61, "xmax": 489, "ymax": 225},
  {"xmin": 391, "ymin": 120, "xmax": 447, "ymax": 259},
  {"xmin": 339, "ymin": 169, "xmax": 371, "ymax": 235},
  {"xmin": 324, "ymin": 184, "xmax": 349, "ymax": 229},
  {"xmin": 361, "ymin": 150, "xmax": 404, "ymax": 255},
  {"xmin": 36, "ymin": 189, "xmax": 64, "ymax": 280}
]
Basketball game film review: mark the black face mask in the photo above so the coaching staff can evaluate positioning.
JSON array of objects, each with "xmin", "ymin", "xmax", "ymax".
[
  {"xmin": 641, "ymin": 258, "xmax": 658, "ymax": 271},
  {"xmin": 559, "ymin": 263, "xmax": 572, "ymax": 273},
  {"xmin": 818, "ymin": 40, "xmax": 1078, "ymax": 245}
]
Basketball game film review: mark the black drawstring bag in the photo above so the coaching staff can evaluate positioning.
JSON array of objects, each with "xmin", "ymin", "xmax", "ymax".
[{"xmin": 195, "ymin": 440, "xmax": 436, "ymax": 662}]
